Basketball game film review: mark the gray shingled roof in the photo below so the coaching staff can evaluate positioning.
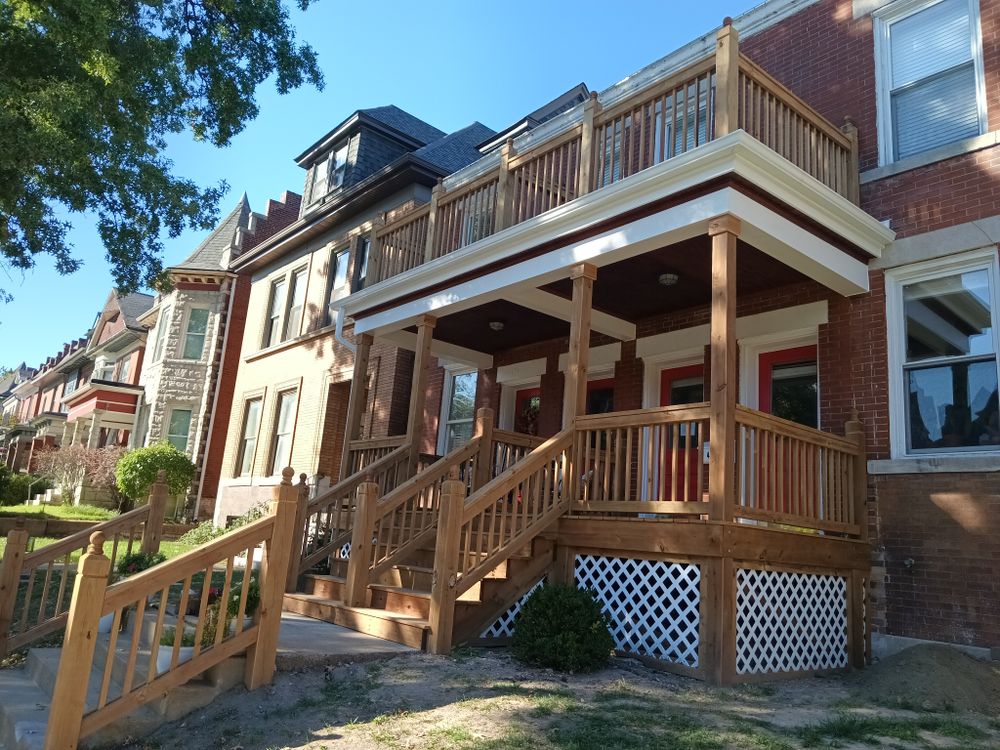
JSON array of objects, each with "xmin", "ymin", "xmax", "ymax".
[
  {"xmin": 174, "ymin": 195, "xmax": 251, "ymax": 272},
  {"xmin": 118, "ymin": 292, "xmax": 155, "ymax": 329},
  {"xmin": 362, "ymin": 106, "xmax": 446, "ymax": 146},
  {"xmin": 415, "ymin": 122, "xmax": 498, "ymax": 174}
]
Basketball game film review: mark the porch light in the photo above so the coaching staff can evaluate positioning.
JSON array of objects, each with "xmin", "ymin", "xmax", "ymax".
[
  {"xmin": 488, "ymin": 320, "xmax": 505, "ymax": 331},
  {"xmin": 658, "ymin": 272, "xmax": 679, "ymax": 287}
]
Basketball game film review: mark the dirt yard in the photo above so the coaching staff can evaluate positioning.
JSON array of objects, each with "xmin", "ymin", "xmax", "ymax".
[{"xmin": 102, "ymin": 645, "xmax": 1000, "ymax": 750}]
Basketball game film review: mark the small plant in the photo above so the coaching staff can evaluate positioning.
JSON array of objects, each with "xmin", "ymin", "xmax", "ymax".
[
  {"xmin": 115, "ymin": 551, "xmax": 166, "ymax": 578},
  {"xmin": 512, "ymin": 584, "xmax": 614, "ymax": 673},
  {"xmin": 227, "ymin": 577, "xmax": 261, "ymax": 618},
  {"xmin": 115, "ymin": 442, "xmax": 195, "ymax": 501},
  {"xmin": 177, "ymin": 520, "xmax": 222, "ymax": 546},
  {"xmin": 159, "ymin": 626, "xmax": 196, "ymax": 647}
]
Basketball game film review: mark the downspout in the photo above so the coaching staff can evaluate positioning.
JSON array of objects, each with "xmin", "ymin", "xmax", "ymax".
[
  {"xmin": 334, "ymin": 307, "xmax": 356, "ymax": 353},
  {"xmin": 194, "ymin": 274, "xmax": 237, "ymax": 520}
]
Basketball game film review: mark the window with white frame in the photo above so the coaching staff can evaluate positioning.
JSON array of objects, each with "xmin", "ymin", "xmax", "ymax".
[
  {"xmin": 93, "ymin": 357, "xmax": 114, "ymax": 381},
  {"xmin": 308, "ymin": 142, "xmax": 349, "ymax": 205},
  {"xmin": 326, "ymin": 247, "xmax": 351, "ymax": 324},
  {"xmin": 269, "ymin": 389, "xmax": 297, "ymax": 475},
  {"xmin": 262, "ymin": 278, "xmax": 286, "ymax": 348},
  {"xmin": 236, "ymin": 398, "xmax": 262, "ymax": 476},
  {"xmin": 63, "ymin": 369, "xmax": 79, "ymax": 397},
  {"xmin": 282, "ymin": 268, "xmax": 307, "ymax": 342},
  {"xmin": 166, "ymin": 408, "xmax": 193, "ymax": 452},
  {"xmin": 182, "ymin": 308, "xmax": 210, "ymax": 360},
  {"xmin": 115, "ymin": 354, "xmax": 131, "ymax": 383},
  {"xmin": 354, "ymin": 236, "xmax": 370, "ymax": 291},
  {"xmin": 439, "ymin": 370, "xmax": 477, "ymax": 454},
  {"xmin": 888, "ymin": 250, "xmax": 1000, "ymax": 455},
  {"xmin": 874, "ymin": 0, "xmax": 986, "ymax": 164},
  {"xmin": 152, "ymin": 306, "xmax": 170, "ymax": 362}
]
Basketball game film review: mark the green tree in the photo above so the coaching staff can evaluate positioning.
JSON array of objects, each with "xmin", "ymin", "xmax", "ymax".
[
  {"xmin": 115, "ymin": 442, "xmax": 196, "ymax": 500},
  {"xmin": 0, "ymin": 0, "xmax": 322, "ymax": 298}
]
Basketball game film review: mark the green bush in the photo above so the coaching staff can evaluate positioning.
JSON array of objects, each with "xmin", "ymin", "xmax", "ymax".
[
  {"xmin": 115, "ymin": 443, "xmax": 195, "ymax": 499},
  {"xmin": 177, "ymin": 520, "xmax": 221, "ymax": 546},
  {"xmin": 115, "ymin": 551, "xmax": 166, "ymax": 578},
  {"xmin": 0, "ymin": 473, "xmax": 53, "ymax": 506},
  {"xmin": 512, "ymin": 584, "xmax": 614, "ymax": 673}
]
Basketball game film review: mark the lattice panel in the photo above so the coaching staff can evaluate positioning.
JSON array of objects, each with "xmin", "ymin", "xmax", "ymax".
[
  {"xmin": 736, "ymin": 568, "xmax": 847, "ymax": 674},
  {"xmin": 575, "ymin": 555, "xmax": 700, "ymax": 667},
  {"xmin": 480, "ymin": 579, "xmax": 545, "ymax": 639}
]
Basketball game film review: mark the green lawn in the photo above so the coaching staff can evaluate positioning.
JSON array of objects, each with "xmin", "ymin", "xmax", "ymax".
[
  {"xmin": 0, "ymin": 503, "xmax": 116, "ymax": 521},
  {"xmin": 0, "ymin": 534, "xmax": 193, "ymax": 561}
]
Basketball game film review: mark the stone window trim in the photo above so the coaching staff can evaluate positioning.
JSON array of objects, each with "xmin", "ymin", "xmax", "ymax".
[
  {"xmin": 873, "ymin": 0, "xmax": 988, "ymax": 167},
  {"xmin": 885, "ymin": 246, "xmax": 1000, "ymax": 458},
  {"xmin": 180, "ymin": 306, "xmax": 212, "ymax": 361}
]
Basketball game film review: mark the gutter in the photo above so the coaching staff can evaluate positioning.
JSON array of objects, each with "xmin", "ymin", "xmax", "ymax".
[{"xmin": 334, "ymin": 309, "xmax": 356, "ymax": 354}]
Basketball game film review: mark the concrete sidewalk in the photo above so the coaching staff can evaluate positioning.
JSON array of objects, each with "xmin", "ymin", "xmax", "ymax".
[{"xmin": 276, "ymin": 612, "xmax": 414, "ymax": 669}]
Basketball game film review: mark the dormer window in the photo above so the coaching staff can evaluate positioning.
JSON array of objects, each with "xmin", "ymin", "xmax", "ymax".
[
  {"xmin": 94, "ymin": 357, "xmax": 114, "ymax": 381},
  {"xmin": 309, "ymin": 142, "xmax": 349, "ymax": 204}
]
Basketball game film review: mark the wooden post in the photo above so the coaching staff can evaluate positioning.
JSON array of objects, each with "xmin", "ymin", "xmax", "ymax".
[
  {"xmin": 495, "ymin": 139, "xmax": 516, "ymax": 230},
  {"xmin": 842, "ymin": 117, "xmax": 861, "ymax": 206},
  {"xmin": 342, "ymin": 480, "xmax": 379, "ymax": 607},
  {"xmin": 406, "ymin": 315, "xmax": 436, "ymax": 473},
  {"xmin": 140, "ymin": 470, "xmax": 168, "ymax": 555},
  {"xmin": 0, "ymin": 519, "xmax": 28, "ymax": 658},
  {"xmin": 577, "ymin": 92, "xmax": 601, "ymax": 196},
  {"xmin": 472, "ymin": 407, "xmax": 495, "ymax": 491},
  {"xmin": 340, "ymin": 332, "xmax": 374, "ymax": 480},
  {"xmin": 427, "ymin": 466, "xmax": 466, "ymax": 655},
  {"xmin": 244, "ymin": 467, "xmax": 300, "ymax": 690},
  {"xmin": 845, "ymin": 408, "xmax": 868, "ymax": 542},
  {"xmin": 848, "ymin": 569, "xmax": 868, "ymax": 668},
  {"xmin": 424, "ymin": 181, "xmax": 443, "ymax": 263},
  {"xmin": 708, "ymin": 215, "xmax": 740, "ymax": 522},
  {"xmin": 561, "ymin": 264, "xmax": 597, "ymax": 429},
  {"xmin": 286, "ymin": 473, "xmax": 310, "ymax": 592},
  {"xmin": 43, "ymin": 532, "xmax": 111, "ymax": 750},
  {"xmin": 548, "ymin": 544, "xmax": 575, "ymax": 587},
  {"xmin": 714, "ymin": 19, "xmax": 740, "ymax": 138}
]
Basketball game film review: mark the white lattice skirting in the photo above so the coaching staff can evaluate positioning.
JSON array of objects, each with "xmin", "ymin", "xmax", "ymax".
[
  {"xmin": 575, "ymin": 555, "xmax": 701, "ymax": 667},
  {"xmin": 480, "ymin": 579, "xmax": 545, "ymax": 639},
  {"xmin": 736, "ymin": 568, "xmax": 848, "ymax": 674}
]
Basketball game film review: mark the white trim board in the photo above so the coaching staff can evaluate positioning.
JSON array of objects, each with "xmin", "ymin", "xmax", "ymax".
[
  {"xmin": 557, "ymin": 343, "xmax": 622, "ymax": 373},
  {"xmin": 497, "ymin": 358, "xmax": 547, "ymax": 383}
]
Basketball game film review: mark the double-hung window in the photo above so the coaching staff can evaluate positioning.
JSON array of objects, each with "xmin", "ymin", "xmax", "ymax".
[
  {"xmin": 269, "ymin": 390, "xmax": 297, "ymax": 475},
  {"xmin": 183, "ymin": 309, "xmax": 210, "ymax": 360},
  {"xmin": 308, "ymin": 142, "xmax": 349, "ymax": 205},
  {"xmin": 166, "ymin": 408, "xmax": 193, "ymax": 452},
  {"xmin": 875, "ymin": 0, "xmax": 986, "ymax": 164},
  {"xmin": 236, "ymin": 398, "xmax": 262, "ymax": 476},
  {"xmin": 115, "ymin": 355, "xmax": 131, "ymax": 383},
  {"xmin": 283, "ymin": 268, "xmax": 307, "ymax": 342},
  {"xmin": 326, "ymin": 247, "xmax": 351, "ymax": 324},
  {"xmin": 439, "ymin": 370, "xmax": 477, "ymax": 454},
  {"xmin": 263, "ymin": 278, "xmax": 286, "ymax": 348},
  {"xmin": 354, "ymin": 237, "xmax": 370, "ymax": 291},
  {"xmin": 888, "ymin": 250, "xmax": 1000, "ymax": 455},
  {"xmin": 152, "ymin": 306, "xmax": 170, "ymax": 362}
]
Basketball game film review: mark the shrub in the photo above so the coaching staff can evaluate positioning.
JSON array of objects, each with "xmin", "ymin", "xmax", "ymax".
[
  {"xmin": 0, "ymin": 473, "xmax": 53, "ymax": 506},
  {"xmin": 115, "ymin": 443, "xmax": 195, "ymax": 500},
  {"xmin": 511, "ymin": 584, "xmax": 614, "ymax": 673},
  {"xmin": 177, "ymin": 520, "xmax": 221, "ymax": 546},
  {"xmin": 227, "ymin": 577, "xmax": 261, "ymax": 618},
  {"xmin": 159, "ymin": 626, "xmax": 196, "ymax": 647},
  {"xmin": 115, "ymin": 551, "xmax": 166, "ymax": 578},
  {"xmin": 35, "ymin": 444, "xmax": 126, "ymax": 508}
]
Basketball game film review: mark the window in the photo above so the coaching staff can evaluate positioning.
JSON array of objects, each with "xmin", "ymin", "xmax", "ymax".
[
  {"xmin": 875, "ymin": 0, "xmax": 985, "ymax": 163},
  {"xmin": 326, "ymin": 247, "xmax": 351, "ymax": 323},
  {"xmin": 269, "ymin": 390, "xmax": 297, "ymax": 475},
  {"xmin": 63, "ymin": 369, "xmax": 79, "ymax": 397},
  {"xmin": 282, "ymin": 268, "xmax": 307, "ymax": 342},
  {"xmin": 888, "ymin": 251, "xmax": 1000, "ymax": 455},
  {"xmin": 263, "ymin": 278, "xmax": 286, "ymax": 348},
  {"xmin": 166, "ymin": 408, "xmax": 192, "ymax": 452},
  {"xmin": 586, "ymin": 378, "xmax": 616, "ymax": 415},
  {"xmin": 758, "ymin": 346, "xmax": 819, "ymax": 428},
  {"xmin": 152, "ymin": 306, "xmax": 170, "ymax": 362},
  {"xmin": 354, "ymin": 237, "xmax": 370, "ymax": 291},
  {"xmin": 93, "ymin": 357, "xmax": 114, "ymax": 381},
  {"xmin": 440, "ymin": 371, "xmax": 477, "ymax": 454},
  {"xmin": 330, "ymin": 142, "xmax": 349, "ymax": 189},
  {"xmin": 308, "ymin": 142, "xmax": 349, "ymax": 204},
  {"xmin": 115, "ymin": 355, "xmax": 131, "ymax": 383},
  {"xmin": 182, "ymin": 308, "xmax": 210, "ymax": 360},
  {"xmin": 236, "ymin": 398, "xmax": 262, "ymax": 476}
]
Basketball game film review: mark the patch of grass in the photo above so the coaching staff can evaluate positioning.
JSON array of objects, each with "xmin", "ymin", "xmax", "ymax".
[
  {"xmin": 530, "ymin": 690, "xmax": 580, "ymax": 718},
  {"xmin": 729, "ymin": 720, "xmax": 795, "ymax": 750},
  {"xmin": 797, "ymin": 714, "xmax": 988, "ymax": 747},
  {"xmin": 0, "ymin": 503, "xmax": 115, "ymax": 520}
]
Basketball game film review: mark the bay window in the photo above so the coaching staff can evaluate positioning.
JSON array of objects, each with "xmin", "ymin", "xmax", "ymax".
[{"xmin": 183, "ymin": 308, "xmax": 210, "ymax": 360}]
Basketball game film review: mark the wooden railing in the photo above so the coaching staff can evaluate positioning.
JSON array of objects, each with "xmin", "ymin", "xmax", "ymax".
[
  {"xmin": 572, "ymin": 404, "xmax": 711, "ymax": 515},
  {"xmin": 43, "ymin": 468, "xmax": 299, "ymax": 749},
  {"xmin": 0, "ymin": 473, "xmax": 169, "ymax": 659},
  {"xmin": 296, "ymin": 443, "xmax": 410, "ymax": 580},
  {"xmin": 347, "ymin": 435, "xmax": 407, "ymax": 475},
  {"xmin": 734, "ymin": 406, "xmax": 865, "ymax": 536},
  {"xmin": 491, "ymin": 429, "xmax": 545, "ymax": 476},
  {"xmin": 367, "ymin": 24, "xmax": 860, "ymax": 287},
  {"xmin": 427, "ymin": 427, "xmax": 573, "ymax": 653}
]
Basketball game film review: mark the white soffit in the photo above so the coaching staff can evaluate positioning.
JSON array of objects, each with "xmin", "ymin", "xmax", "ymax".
[{"xmin": 381, "ymin": 330, "xmax": 493, "ymax": 370}]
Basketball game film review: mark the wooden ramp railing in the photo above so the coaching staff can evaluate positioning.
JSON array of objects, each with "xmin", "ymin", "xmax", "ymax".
[
  {"xmin": 0, "ymin": 473, "xmax": 170, "ymax": 659},
  {"xmin": 44, "ymin": 468, "xmax": 300, "ymax": 750}
]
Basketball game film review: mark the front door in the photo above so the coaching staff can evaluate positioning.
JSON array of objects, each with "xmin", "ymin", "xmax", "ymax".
[
  {"xmin": 758, "ymin": 345, "xmax": 818, "ymax": 427},
  {"xmin": 658, "ymin": 364, "xmax": 705, "ymax": 501},
  {"xmin": 513, "ymin": 387, "xmax": 540, "ymax": 436}
]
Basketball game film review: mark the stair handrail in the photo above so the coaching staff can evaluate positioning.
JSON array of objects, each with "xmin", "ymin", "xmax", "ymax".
[
  {"xmin": 295, "ymin": 442, "xmax": 411, "ymax": 579},
  {"xmin": 44, "ymin": 468, "xmax": 300, "ymax": 749},
  {"xmin": 0, "ymin": 473, "xmax": 170, "ymax": 659}
]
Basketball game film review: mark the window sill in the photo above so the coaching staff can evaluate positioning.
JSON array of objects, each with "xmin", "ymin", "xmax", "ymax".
[
  {"xmin": 869, "ymin": 454, "xmax": 1000, "ymax": 475},
  {"xmin": 244, "ymin": 324, "xmax": 337, "ymax": 363},
  {"xmin": 861, "ymin": 131, "xmax": 1000, "ymax": 185}
]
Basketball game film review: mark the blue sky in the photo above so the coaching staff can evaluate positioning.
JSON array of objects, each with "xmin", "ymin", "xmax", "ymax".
[{"xmin": 0, "ymin": 0, "xmax": 759, "ymax": 367}]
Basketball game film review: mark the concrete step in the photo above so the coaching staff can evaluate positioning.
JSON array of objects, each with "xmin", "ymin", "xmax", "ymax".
[{"xmin": 282, "ymin": 593, "xmax": 429, "ymax": 650}]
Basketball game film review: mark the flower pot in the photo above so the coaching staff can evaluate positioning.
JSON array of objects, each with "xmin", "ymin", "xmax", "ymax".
[{"xmin": 156, "ymin": 646, "xmax": 194, "ymax": 675}]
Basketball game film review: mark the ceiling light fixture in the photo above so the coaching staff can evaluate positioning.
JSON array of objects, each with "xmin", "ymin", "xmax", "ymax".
[
  {"xmin": 658, "ymin": 272, "xmax": 680, "ymax": 287},
  {"xmin": 488, "ymin": 320, "xmax": 505, "ymax": 332}
]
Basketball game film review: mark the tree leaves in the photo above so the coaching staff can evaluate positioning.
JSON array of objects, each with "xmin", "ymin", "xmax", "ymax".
[{"xmin": 0, "ymin": 0, "xmax": 323, "ymax": 295}]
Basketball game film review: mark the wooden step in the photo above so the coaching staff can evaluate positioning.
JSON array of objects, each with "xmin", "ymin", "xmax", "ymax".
[
  {"xmin": 303, "ymin": 573, "xmax": 345, "ymax": 600},
  {"xmin": 282, "ymin": 593, "xmax": 428, "ymax": 649}
]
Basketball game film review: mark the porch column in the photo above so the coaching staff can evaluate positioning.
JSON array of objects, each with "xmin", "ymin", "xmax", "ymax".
[
  {"xmin": 561, "ymin": 263, "xmax": 597, "ymax": 429},
  {"xmin": 86, "ymin": 411, "xmax": 104, "ymax": 449},
  {"xmin": 708, "ymin": 215, "xmax": 740, "ymax": 522},
  {"xmin": 340, "ymin": 332, "xmax": 373, "ymax": 480},
  {"xmin": 406, "ymin": 315, "xmax": 436, "ymax": 470},
  {"xmin": 70, "ymin": 420, "xmax": 81, "ymax": 446}
]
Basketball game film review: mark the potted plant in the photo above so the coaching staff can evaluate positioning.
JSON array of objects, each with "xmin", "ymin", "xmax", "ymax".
[
  {"xmin": 98, "ymin": 551, "xmax": 167, "ymax": 633},
  {"xmin": 157, "ymin": 626, "xmax": 196, "ymax": 674}
]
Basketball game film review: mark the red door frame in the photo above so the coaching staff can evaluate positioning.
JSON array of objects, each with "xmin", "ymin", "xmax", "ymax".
[
  {"xmin": 659, "ymin": 364, "xmax": 705, "ymax": 406},
  {"xmin": 757, "ymin": 345, "xmax": 817, "ymax": 414},
  {"xmin": 513, "ymin": 386, "xmax": 541, "ymax": 435},
  {"xmin": 657, "ymin": 364, "xmax": 705, "ymax": 502}
]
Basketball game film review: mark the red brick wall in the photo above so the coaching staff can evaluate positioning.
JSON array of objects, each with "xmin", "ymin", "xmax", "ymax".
[{"xmin": 241, "ymin": 192, "xmax": 303, "ymax": 254}]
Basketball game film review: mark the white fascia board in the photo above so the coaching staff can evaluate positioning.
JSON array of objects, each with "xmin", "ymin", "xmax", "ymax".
[
  {"xmin": 497, "ymin": 358, "xmax": 547, "ymax": 383},
  {"xmin": 381, "ymin": 330, "xmax": 493, "ymax": 370},
  {"xmin": 508, "ymin": 288, "xmax": 636, "ymax": 341}
]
